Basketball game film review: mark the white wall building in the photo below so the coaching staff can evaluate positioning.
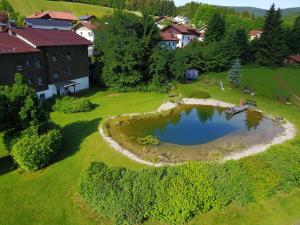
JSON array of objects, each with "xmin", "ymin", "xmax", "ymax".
[{"xmin": 73, "ymin": 22, "xmax": 97, "ymax": 56}]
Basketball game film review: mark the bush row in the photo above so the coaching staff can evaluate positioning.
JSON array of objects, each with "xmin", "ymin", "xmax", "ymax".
[
  {"xmin": 53, "ymin": 96, "xmax": 93, "ymax": 113},
  {"xmin": 80, "ymin": 140, "xmax": 300, "ymax": 225}
]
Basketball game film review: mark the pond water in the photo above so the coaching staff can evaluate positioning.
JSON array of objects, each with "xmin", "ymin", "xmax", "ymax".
[{"xmin": 109, "ymin": 105, "xmax": 284, "ymax": 162}]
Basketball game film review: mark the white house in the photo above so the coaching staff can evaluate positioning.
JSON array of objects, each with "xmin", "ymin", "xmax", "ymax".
[
  {"xmin": 172, "ymin": 16, "xmax": 190, "ymax": 25},
  {"xmin": 160, "ymin": 31, "xmax": 179, "ymax": 50},
  {"xmin": 160, "ymin": 24, "xmax": 200, "ymax": 48},
  {"xmin": 249, "ymin": 30, "xmax": 263, "ymax": 41},
  {"xmin": 73, "ymin": 22, "xmax": 98, "ymax": 56}
]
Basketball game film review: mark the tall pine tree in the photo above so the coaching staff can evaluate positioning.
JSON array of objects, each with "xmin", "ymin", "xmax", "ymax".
[
  {"xmin": 255, "ymin": 4, "xmax": 288, "ymax": 66},
  {"xmin": 288, "ymin": 15, "xmax": 300, "ymax": 54},
  {"xmin": 228, "ymin": 58, "xmax": 242, "ymax": 87},
  {"xmin": 205, "ymin": 13, "xmax": 225, "ymax": 42}
]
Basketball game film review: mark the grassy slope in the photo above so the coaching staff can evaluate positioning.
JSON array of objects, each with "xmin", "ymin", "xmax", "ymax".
[
  {"xmin": 8, "ymin": 0, "xmax": 114, "ymax": 18},
  {"xmin": 0, "ymin": 67, "xmax": 300, "ymax": 225}
]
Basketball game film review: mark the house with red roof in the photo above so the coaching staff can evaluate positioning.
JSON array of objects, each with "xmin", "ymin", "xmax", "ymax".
[
  {"xmin": 249, "ymin": 29, "xmax": 263, "ymax": 41},
  {"xmin": 160, "ymin": 24, "xmax": 201, "ymax": 48},
  {"xmin": 73, "ymin": 21, "xmax": 98, "ymax": 56},
  {"xmin": 27, "ymin": 11, "xmax": 77, "ymax": 22},
  {"xmin": 160, "ymin": 31, "xmax": 179, "ymax": 49},
  {"xmin": 0, "ymin": 28, "xmax": 92, "ymax": 99},
  {"xmin": 284, "ymin": 55, "xmax": 300, "ymax": 64}
]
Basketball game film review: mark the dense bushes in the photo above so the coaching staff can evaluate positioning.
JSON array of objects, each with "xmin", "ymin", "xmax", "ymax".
[
  {"xmin": 53, "ymin": 96, "xmax": 93, "ymax": 113},
  {"xmin": 11, "ymin": 127, "xmax": 62, "ymax": 171},
  {"xmin": 80, "ymin": 141, "xmax": 300, "ymax": 225}
]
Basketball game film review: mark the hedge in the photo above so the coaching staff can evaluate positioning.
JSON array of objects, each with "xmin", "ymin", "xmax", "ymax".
[
  {"xmin": 11, "ymin": 127, "xmax": 62, "ymax": 171},
  {"xmin": 80, "ymin": 140, "xmax": 300, "ymax": 225},
  {"xmin": 53, "ymin": 96, "xmax": 93, "ymax": 113}
]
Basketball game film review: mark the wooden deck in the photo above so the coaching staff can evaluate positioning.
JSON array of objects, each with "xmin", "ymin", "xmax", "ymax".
[{"xmin": 226, "ymin": 105, "xmax": 251, "ymax": 115}]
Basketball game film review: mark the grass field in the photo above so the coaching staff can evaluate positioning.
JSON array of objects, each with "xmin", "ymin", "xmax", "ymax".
[
  {"xmin": 8, "ymin": 0, "xmax": 115, "ymax": 18},
  {"xmin": 0, "ymin": 66, "xmax": 300, "ymax": 225}
]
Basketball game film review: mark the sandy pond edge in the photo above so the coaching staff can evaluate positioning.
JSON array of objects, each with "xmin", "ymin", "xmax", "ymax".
[{"xmin": 99, "ymin": 98, "xmax": 297, "ymax": 166}]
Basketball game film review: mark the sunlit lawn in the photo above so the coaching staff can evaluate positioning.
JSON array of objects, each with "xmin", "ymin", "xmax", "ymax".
[{"xmin": 0, "ymin": 66, "xmax": 300, "ymax": 225}]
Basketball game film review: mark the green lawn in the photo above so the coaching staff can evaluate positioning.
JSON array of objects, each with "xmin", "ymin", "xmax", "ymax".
[
  {"xmin": 0, "ymin": 67, "xmax": 300, "ymax": 225},
  {"xmin": 8, "ymin": 0, "xmax": 134, "ymax": 18}
]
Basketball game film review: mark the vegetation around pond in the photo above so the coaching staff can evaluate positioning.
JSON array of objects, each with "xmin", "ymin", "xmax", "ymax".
[{"xmin": 0, "ymin": 66, "xmax": 300, "ymax": 225}]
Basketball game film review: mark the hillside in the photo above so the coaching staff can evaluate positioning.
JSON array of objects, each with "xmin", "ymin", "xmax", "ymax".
[
  {"xmin": 230, "ymin": 6, "xmax": 300, "ymax": 17},
  {"xmin": 7, "ymin": 0, "xmax": 115, "ymax": 18}
]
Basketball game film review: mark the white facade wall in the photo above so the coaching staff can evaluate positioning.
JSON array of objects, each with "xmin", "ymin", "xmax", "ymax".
[
  {"xmin": 176, "ymin": 34, "xmax": 197, "ymax": 48},
  {"xmin": 36, "ymin": 76, "xmax": 90, "ymax": 100},
  {"xmin": 76, "ymin": 27, "xmax": 94, "ymax": 56}
]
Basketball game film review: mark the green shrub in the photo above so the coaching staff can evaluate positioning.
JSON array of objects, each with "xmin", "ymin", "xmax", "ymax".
[
  {"xmin": 136, "ymin": 135, "xmax": 160, "ymax": 145},
  {"xmin": 11, "ymin": 128, "xmax": 62, "ymax": 171},
  {"xmin": 53, "ymin": 96, "xmax": 93, "ymax": 113},
  {"xmin": 79, "ymin": 140, "xmax": 300, "ymax": 225}
]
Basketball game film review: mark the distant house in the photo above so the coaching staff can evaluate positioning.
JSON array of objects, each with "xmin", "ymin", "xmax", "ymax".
[
  {"xmin": 25, "ymin": 18, "xmax": 72, "ymax": 30},
  {"xmin": 284, "ymin": 55, "xmax": 300, "ymax": 64},
  {"xmin": 161, "ymin": 24, "xmax": 200, "ymax": 48},
  {"xmin": 172, "ymin": 16, "xmax": 190, "ymax": 25},
  {"xmin": 27, "ymin": 11, "xmax": 78, "ymax": 22},
  {"xmin": 73, "ymin": 21, "xmax": 98, "ymax": 56},
  {"xmin": 249, "ymin": 29, "xmax": 263, "ymax": 41},
  {"xmin": 79, "ymin": 15, "xmax": 96, "ymax": 22},
  {"xmin": 155, "ymin": 16, "xmax": 173, "ymax": 30},
  {"xmin": 160, "ymin": 31, "xmax": 179, "ymax": 50},
  {"xmin": 0, "ymin": 28, "xmax": 92, "ymax": 99}
]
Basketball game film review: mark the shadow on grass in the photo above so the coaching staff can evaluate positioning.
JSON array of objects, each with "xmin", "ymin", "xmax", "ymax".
[
  {"xmin": 0, "ymin": 155, "xmax": 15, "ymax": 176},
  {"xmin": 53, "ymin": 118, "xmax": 102, "ymax": 164}
]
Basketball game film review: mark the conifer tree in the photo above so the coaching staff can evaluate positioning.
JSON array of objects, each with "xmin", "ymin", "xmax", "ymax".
[
  {"xmin": 205, "ymin": 13, "xmax": 225, "ymax": 42},
  {"xmin": 288, "ymin": 15, "xmax": 300, "ymax": 54},
  {"xmin": 255, "ymin": 4, "xmax": 288, "ymax": 66},
  {"xmin": 228, "ymin": 59, "xmax": 242, "ymax": 87}
]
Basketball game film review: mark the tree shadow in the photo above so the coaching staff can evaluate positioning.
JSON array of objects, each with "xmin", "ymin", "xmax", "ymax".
[
  {"xmin": 52, "ymin": 118, "xmax": 102, "ymax": 164},
  {"xmin": 0, "ymin": 155, "xmax": 15, "ymax": 176}
]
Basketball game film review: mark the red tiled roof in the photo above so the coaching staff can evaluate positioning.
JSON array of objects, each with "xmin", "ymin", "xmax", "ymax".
[
  {"xmin": 287, "ymin": 55, "xmax": 300, "ymax": 62},
  {"xmin": 162, "ymin": 24, "xmax": 199, "ymax": 35},
  {"xmin": 27, "ymin": 11, "xmax": 77, "ymax": 21},
  {"xmin": 160, "ymin": 31, "xmax": 179, "ymax": 41},
  {"xmin": 0, "ymin": 33, "xmax": 39, "ymax": 54},
  {"xmin": 250, "ymin": 29, "xmax": 263, "ymax": 36},
  {"xmin": 73, "ymin": 21, "xmax": 98, "ymax": 31},
  {"xmin": 12, "ymin": 28, "xmax": 92, "ymax": 47}
]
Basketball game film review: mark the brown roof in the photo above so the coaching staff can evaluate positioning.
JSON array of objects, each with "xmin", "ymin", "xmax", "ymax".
[
  {"xmin": 12, "ymin": 28, "xmax": 92, "ymax": 47},
  {"xmin": 250, "ymin": 29, "xmax": 263, "ymax": 36},
  {"xmin": 160, "ymin": 31, "xmax": 179, "ymax": 42},
  {"xmin": 73, "ymin": 21, "xmax": 98, "ymax": 31},
  {"xmin": 287, "ymin": 55, "xmax": 300, "ymax": 62},
  {"xmin": 27, "ymin": 11, "xmax": 77, "ymax": 21},
  {"xmin": 0, "ymin": 33, "xmax": 39, "ymax": 54},
  {"xmin": 162, "ymin": 24, "xmax": 199, "ymax": 35}
]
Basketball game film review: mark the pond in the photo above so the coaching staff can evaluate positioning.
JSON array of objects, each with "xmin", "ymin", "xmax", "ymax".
[{"xmin": 108, "ymin": 105, "xmax": 284, "ymax": 163}]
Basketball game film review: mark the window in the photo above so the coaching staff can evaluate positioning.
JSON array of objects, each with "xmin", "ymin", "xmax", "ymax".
[
  {"xmin": 39, "ymin": 93, "xmax": 45, "ymax": 100},
  {"xmin": 28, "ymin": 78, "xmax": 33, "ymax": 85},
  {"xmin": 80, "ymin": 32, "xmax": 83, "ymax": 36},
  {"xmin": 64, "ymin": 67, "xmax": 72, "ymax": 76},
  {"xmin": 36, "ymin": 59, "xmax": 42, "ymax": 68},
  {"xmin": 52, "ymin": 54, "xmax": 57, "ymax": 62},
  {"xmin": 66, "ymin": 52, "xmax": 71, "ymax": 60},
  {"xmin": 53, "ymin": 71, "xmax": 59, "ymax": 81},
  {"xmin": 38, "ymin": 77, "xmax": 44, "ymax": 86},
  {"xmin": 16, "ymin": 62, "xmax": 23, "ymax": 71},
  {"xmin": 88, "ymin": 32, "xmax": 92, "ymax": 37},
  {"xmin": 26, "ymin": 60, "xmax": 32, "ymax": 67}
]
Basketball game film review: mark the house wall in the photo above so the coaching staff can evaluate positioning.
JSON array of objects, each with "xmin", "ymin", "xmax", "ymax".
[
  {"xmin": 160, "ymin": 41, "xmax": 177, "ymax": 50},
  {"xmin": 75, "ymin": 26, "xmax": 94, "ymax": 56},
  {"xmin": 0, "ymin": 52, "xmax": 48, "ymax": 92},
  {"xmin": 42, "ymin": 45, "xmax": 89, "ymax": 85}
]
